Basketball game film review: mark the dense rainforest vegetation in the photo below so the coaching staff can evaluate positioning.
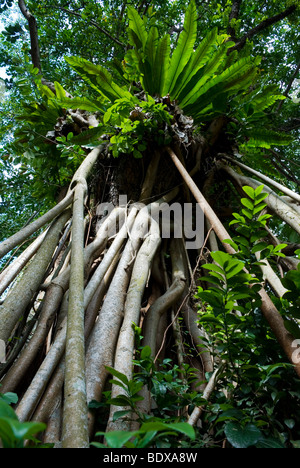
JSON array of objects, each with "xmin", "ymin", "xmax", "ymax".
[{"xmin": 0, "ymin": 0, "xmax": 299, "ymax": 449}]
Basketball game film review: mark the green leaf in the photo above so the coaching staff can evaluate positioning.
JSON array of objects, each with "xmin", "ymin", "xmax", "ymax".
[
  {"xmin": 143, "ymin": 26, "xmax": 159, "ymax": 94},
  {"xmin": 216, "ymin": 408, "xmax": 244, "ymax": 423},
  {"xmin": 227, "ymin": 291, "xmax": 251, "ymax": 301},
  {"xmin": 245, "ymin": 85, "xmax": 286, "ymax": 115},
  {"xmin": 197, "ymin": 290, "xmax": 224, "ymax": 308},
  {"xmin": 225, "ymin": 261, "xmax": 245, "ymax": 279},
  {"xmin": 254, "ymin": 185, "xmax": 264, "ymax": 196},
  {"xmin": 136, "ymin": 430, "xmax": 157, "ymax": 448},
  {"xmin": 251, "ymin": 242, "xmax": 269, "ymax": 253},
  {"xmin": 223, "ymin": 238, "xmax": 239, "ymax": 251},
  {"xmin": 182, "ymin": 56, "xmax": 257, "ymax": 115},
  {"xmin": 140, "ymin": 345, "xmax": 152, "ymax": 360},
  {"xmin": 127, "ymin": 6, "xmax": 148, "ymax": 51},
  {"xmin": 65, "ymin": 56, "xmax": 129, "ymax": 102},
  {"xmin": 0, "ymin": 418, "xmax": 17, "ymax": 448},
  {"xmin": 90, "ymin": 441, "xmax": 107, "ymax": 448},
  {"xmin": 107, "ymin": 396, "xmax": 133, "ymax": 406},
  {"xmin": 105, "ymin": 366, "xmax": 129, "ymax": 386},
  {"xmin": 112, "ymin": 410, "xmax": 131, "ymax": 422},
  {"xmin": 145, "ymin": 26, "xmax": 158, "ymax": 67},
  {"xmin": 0, "ymin": 393, "xmax": 18, "ymax": 405},
  {"xmin": 257, "ymin": 213, "xmax": 272, "ymax": 223},
  {"xmin": 241, "ymin": 207, "xmax": 253, "ymax": 219},
  {"xmin": 198, "ymin": 314, "xmax": 222, "ymax": 325},
  {"xmin": 133, "ymin": 148, "xmax": 143, "ymax": 158},
  {"xmin": 179, "ymin": 42, "xmax": 230, "ymax": 107},
  {"xmin": 37, "ymin": 83, "xmax": 55, "ymax": 99},
  {"xmin": 284, "ymin": 418, "xmax": 295, "ymax": 429},
  {"xmin": 171, "ymin": 27, "xmax": 218, "ymax": 100},
  {"xmin": 166, "ymin": 422, "xmax": 195, "ymax": 440},
  {"xmin": 200, "ymin": 275, "xmax": 224, "ymax": 286},
  {"xmin": 96, "ymin": 430, "xmax": 137, "ymax": 448},
  {"xmin": 241, "ymin": 198, "xmax": 254, "ymax": 210},
  {"xmin": 253, "ymin": 202, "xmax": 267, "ymax": 215},
  {"xmin": 165, "ymin": 0, "xmax": 197, "ymax": 96},
  {"xmin": 242, "ymin": 186, "xmax": 255, "ymax": 199},
  {"xmin": 224, "ymin": 422, "xmax": 262, "ymax": 448},
  {"xmin": 0, "ymin": 400, "xmax": 18, "ymax": 420},
  {"xmin": 210, "ymin": 250, "xmax": 231, "ymax": 267},
  {"xmin": 246, "ymin": 128, "xmax": 293, "ymax": 149},
  {"xmin": 0, "ymin": 415, "xmax": 46, "ymax": 448},
  {"xmin": 255, "ymin": 437, "xmax": 285, "ymax": 448},
  {"xmin": 59, "ymin": 96, "xmax": 105, "ymax": 113},
  {"xmin": 54, "ymin": 81, "xmax": 66, "ymax": 100},
  {"xmin": 8, "ymin": 420, "xmax": 46, "ymax": 443},
  {"xmin": 254, "ymin": 191, "xmax": 268, "ymax": 203},
  {"xmin": 273, "ymin": 243, "xmax": 287, "ymax": 252},
  {"xmin": 139, "ymin": 421, "xmax": 195, "ymax": 440},
  {"xmin": 155, "ymin": 34, "xmax": 171, "ymax": 96},
  {"xmin": 201, "ymin": 263, "xmax": 225, "ymax": 275},
  {"xmin": 284, "ymin": 319, "xmax": 300, "ymax": 339}
]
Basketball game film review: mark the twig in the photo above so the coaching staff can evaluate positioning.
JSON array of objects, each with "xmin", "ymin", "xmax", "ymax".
[
  {"xmin": 187, "ymin": 363, "xmax": 225, "ymax": 426},
  {"xmin": 277, "ymin": 58, "xmax": 300, "ymax": 111},
  {"xmin": 52, "ymin": 6, "xmax": 126, "ymax": 48},
  {"xmin": 230, "ymin": 4, "xmax": 297, "ymax": 52}
]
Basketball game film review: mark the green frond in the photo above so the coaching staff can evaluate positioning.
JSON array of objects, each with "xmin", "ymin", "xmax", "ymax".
[
  {"xmin": 143, "ymin": 26, "xmax": 159, "ymax": 95},
  {"xmin": 127, "ymin": 10, "xmax": 161, "ymax": 95},
  {"xmin": 170, "ymin": 27, "xmax": 218, "ymax": 100},
  {"xmin": 245, "ymin": 128, "xmax": 294, "ymax": 149},
  {"xmin": 164, "ymin": 0, "xmax": 197, "ymax": 96},
  {"xmin": 64, "ymin": 56, "xmax": 129, "ymax": 102},
  {"xmin": 243, "ymin": 85, "xmax": 286, "ymax": 114},
  {"xmin": 127, "ymin": 6, "xmax": 148, "ymax": 50},
  {"xmin": 145, "ymin": 26, "xmax": 159, "ymax": 69},
  {"xmin": 155, "ymin": 35, "xmax": 171, "ymax": 96},
  {"xmin": 54, "ymin": 81, "xmax": 67, "ymax": 100},
  {"xmin": 58, "ymin": 96, "xmax": 106, "ymax": 113},
  {"xmin": 178, "ymin": 41, "xmax": 233, "ymax": 107},
  {"xmin": 183, "ymin": 58, "xmax": 259, "ymax": 120},
  {"xmin": 67, "ymin": 125, "xmax": 106, "ymax": 145}
]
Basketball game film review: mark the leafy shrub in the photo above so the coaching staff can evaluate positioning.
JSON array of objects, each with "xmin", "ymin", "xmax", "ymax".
[
  {"xmin": 0, "ymin": 391, "xmax": 47, "ymax": 448},
  {"xmin": 195, "ymin": 185, "xmax": 300, "ymax": 448}
]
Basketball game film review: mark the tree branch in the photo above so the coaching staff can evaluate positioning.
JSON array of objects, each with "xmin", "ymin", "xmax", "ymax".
[
  {"xmin": 227, "ymin": 0, "xmax": 243, "ymax": 41},
  {"xmin": 277, "ymin": 58, "xmax": 300, "ymax": 111},
  {"xmin": 54, "ymin": 6, "xmax": 126, "ymax": 48},
  {"xmin": 231, "ymin": 4, "xmax": 297, "ymax": 52},
  {"xmin": 18, "ymin": 0, "xmax": 41, "ymax": 71}
]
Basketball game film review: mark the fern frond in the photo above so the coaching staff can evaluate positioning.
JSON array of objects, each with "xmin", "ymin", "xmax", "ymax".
[
  {"xmin": 143, "ymin": 26, "xmax": 159, "ymax": 95},
  {"xmin": 127, "ymin": 6, "xmax": 148, "ymax": 50},
  {"xmin": 245, "ymin": 128, "xmax": 294, "ymax": 148},
  {"xmin": 164, "ymin": 0, "xmax": 197, "ymax": 96},
  {"xmin": 170, "ymin": 27, "xmax": 218, "ymax": 100},
  {"xmin": 244, "ymin": 85, "xmax": 286, "ymax": 114},
  {"xmin": 183, "ymin": 58, "xmax": 259, "ymax": 119},
  {"xmin": 155, "ymin": 35, "xmax": 171, "ymax": 96},
  {"xmin": 178, "ymin": 42, "xmax": 233, "ymax": 107},
  {"xmin": 58, "ymin": 96, "xmax": 106, "ymax": 113},
  {"xmin": 65, "ymin": 56, "xmax": 129, "ymax": 102}
]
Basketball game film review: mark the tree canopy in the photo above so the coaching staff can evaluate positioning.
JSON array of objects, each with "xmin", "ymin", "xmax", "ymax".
[
  {"xmin": 0, "ymin": 0, "xmax": 299, "ymax": 240},
  {"xmin": 0, "ymin": 0, "xmax": 300, "ymax": 450}
]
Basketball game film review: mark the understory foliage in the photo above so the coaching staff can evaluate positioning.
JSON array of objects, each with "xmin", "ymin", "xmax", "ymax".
[{"xmin": 0, "ymin": 0, "xmax": 300, "ymax": 449}]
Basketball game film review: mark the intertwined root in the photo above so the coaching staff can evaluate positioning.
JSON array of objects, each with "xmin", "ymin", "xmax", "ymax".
[{"xmin": 0, "ymin": 145, "xmax": 299, "ymax": 447}]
